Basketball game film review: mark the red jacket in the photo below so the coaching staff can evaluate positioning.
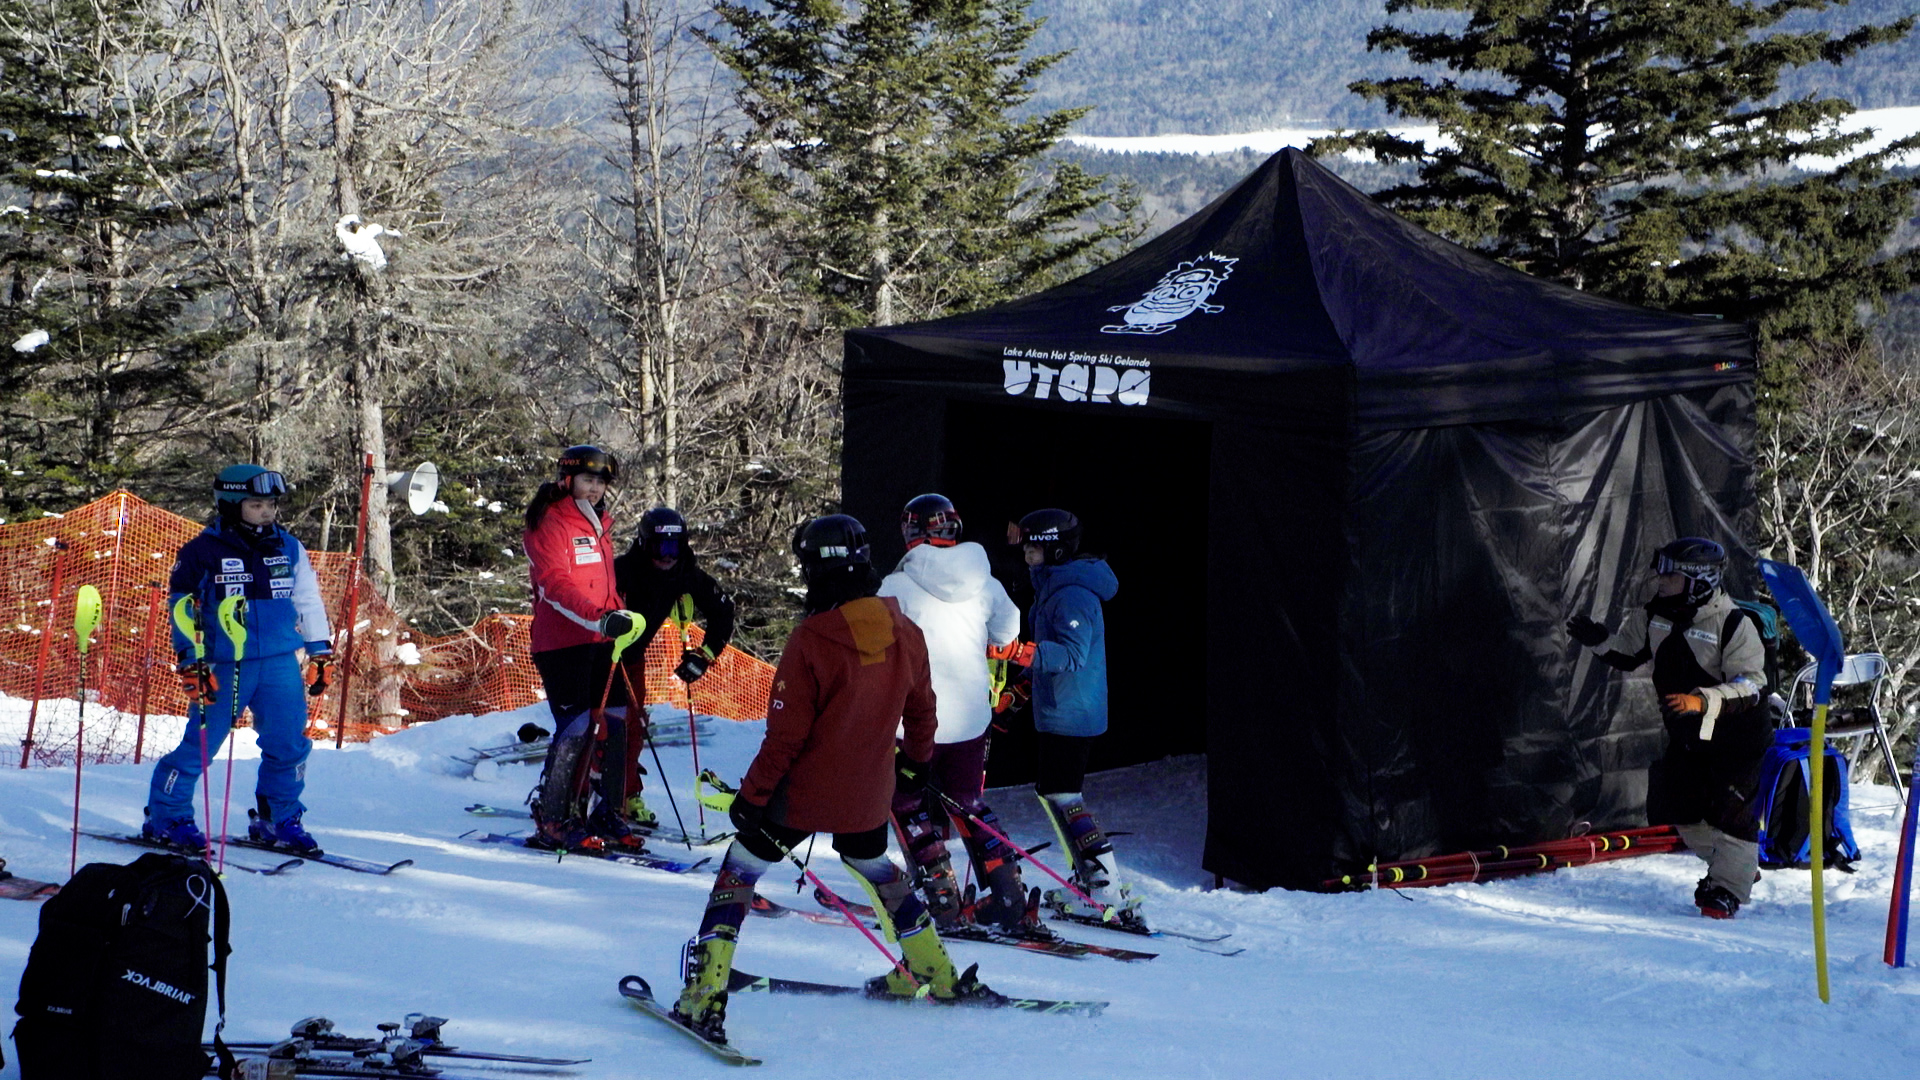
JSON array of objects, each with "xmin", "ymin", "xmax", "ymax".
[
  {"xmin": 523, "ymin": 497, "xmax": 620, "ymax": 654},
  {"xmin": 741, "ymin": 596, "xmax": 937, "ymax": 834}
]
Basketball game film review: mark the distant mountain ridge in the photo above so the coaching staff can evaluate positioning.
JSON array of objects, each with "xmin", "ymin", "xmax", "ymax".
[{"xmin": 1027, "ymin": 0, "xmax": 1920, "ymax": 136}]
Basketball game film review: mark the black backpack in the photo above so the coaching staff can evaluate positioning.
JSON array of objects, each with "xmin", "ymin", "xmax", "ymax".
[
  {"xmin": 1725, "ymin": 599, "xmax": 1782, "ymax": 693},
  {"xmin": 12, "ymin": 852, "xmax": 234, "ymax": 1080}
]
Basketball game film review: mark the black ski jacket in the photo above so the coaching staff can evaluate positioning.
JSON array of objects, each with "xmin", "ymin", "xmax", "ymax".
[{"xmin": 613, "ymin": 547, "xmax": 736, "ymax": 661}]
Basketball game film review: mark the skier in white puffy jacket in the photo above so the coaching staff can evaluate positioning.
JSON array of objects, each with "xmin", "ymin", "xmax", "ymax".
[{"xmin": 877, "ymin": 494, "xmax": 1036, "ymax": 932}]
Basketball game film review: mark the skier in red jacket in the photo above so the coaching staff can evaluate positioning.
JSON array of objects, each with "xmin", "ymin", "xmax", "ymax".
[
  {"xmin": 521, "ymin": 445, "xmax": 643, "ymax": 849},
  {"xmin": 668, "ymin": 515, "xmax": 998, "ymax": 1045}
]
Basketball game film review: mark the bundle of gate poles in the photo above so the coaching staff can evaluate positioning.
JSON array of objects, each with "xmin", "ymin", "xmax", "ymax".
[{"xmin": 1323, "ymin": 825, "xmax": 1683, "ymax": 892}]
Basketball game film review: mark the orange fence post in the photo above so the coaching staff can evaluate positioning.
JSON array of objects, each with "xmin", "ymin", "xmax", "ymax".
[
  {"xmin": 132, "ymin": 583, "xmax": 165, "ymax": 764},
  {"xmin": 333, "ymin": 454, "xmax": 374, "ymax": 749},
  {"xmin": 19, "ymin": 542, "xmax": 70, "ymax": 769}
]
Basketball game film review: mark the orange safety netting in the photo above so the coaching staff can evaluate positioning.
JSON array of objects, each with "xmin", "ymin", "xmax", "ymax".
[{"xmin": 0, "ymin": 491, "xmax": 772, "ymax": 766}]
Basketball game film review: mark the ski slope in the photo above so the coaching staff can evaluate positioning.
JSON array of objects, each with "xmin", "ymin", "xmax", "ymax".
[{"xmin": 1, "ymin": 699, "xmax": 1916, "ymax": 1078}]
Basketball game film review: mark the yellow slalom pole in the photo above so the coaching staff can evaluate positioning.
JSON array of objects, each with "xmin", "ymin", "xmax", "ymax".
[{"xmin": 1810, "ymin": 701, "xmax": 1831, "ymax": 1003}]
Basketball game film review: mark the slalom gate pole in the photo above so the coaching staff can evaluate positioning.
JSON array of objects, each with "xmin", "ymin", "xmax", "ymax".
[
  {"xmin": 1337, "ymin": 841, "xmax": 1685, "ymax": 891},
  {"xmin": 21, "ymin": 542, "xmax": 70, "ymax": 769},
  {"xmin": 1887, "ymin": 734, "xmax": 1919, "ymax": 967},
  {"xmin": 902, "ymin": 761, "xmax": 1107, "ymax": 916},
  {"xmin": 132, "ymin": 584, "xmax": 164, "ymax": 765},
  {"xmin": 332, "ymin": 455, "xmax": 374, "ymax": 750},
  {"xmin": 616, "ymin": 664, "xmax": 691, "ymax": 849},
  {"xmin": 215, "ymin": 596, "xmax": 248, "ymax": 875},
  {"xmin": 1810, "ymin": 700, "xmax": 1831, "ymax": 1002},
  {"xmin": 1331, "ymin": 827, "xmax": 1682, "ymax": 887},
  {"xmin": 69, "ymin": 585, "xmax": 102, "ymax": 877}
]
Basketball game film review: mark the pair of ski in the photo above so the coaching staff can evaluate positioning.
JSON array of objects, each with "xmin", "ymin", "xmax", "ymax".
[
  {"xmin": 81, "ymin": 829, "xmax": 413, "ymax": 876},
  {"xmin": 461, "ymin": 830, "xmax": 713, "ymax": 874},
  {"xmin": 462, "ymin": 804, "xmax": 731, "ymax": 848},
  {"xmin": 620, "ymin": 967, "xmax": 1109, "ymax": 1066},
  {"xmin": 217, "ymin": 1014, "xmax": 587, "ymax": 1076},
  {"xmin": 790, "ymin": 885, "xmax": 1158, "ymax": 962},
  {"xmin": 1039, "ymin": 898, "xmax": 1242, "ymax": 954}
]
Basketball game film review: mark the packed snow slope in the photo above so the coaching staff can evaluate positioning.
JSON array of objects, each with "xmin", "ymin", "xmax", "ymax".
[{"xmin": 2, "ymin": 702, "xmax": 1917, "ymax": 1079}]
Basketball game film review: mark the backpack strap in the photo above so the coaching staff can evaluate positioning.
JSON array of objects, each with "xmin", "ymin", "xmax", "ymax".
[{"xmin": 209, "ymin": 867, "xmax": 236, "ymax": 1079}]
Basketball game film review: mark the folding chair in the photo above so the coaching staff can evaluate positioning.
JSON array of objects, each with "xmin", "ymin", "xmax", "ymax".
[{"xmin": 1788, "ymin": 652, "xmax": 1903, "ymax": 799}]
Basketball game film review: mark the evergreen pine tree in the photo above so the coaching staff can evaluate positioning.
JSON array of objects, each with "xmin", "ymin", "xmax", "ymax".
[
  {"xmin": 1311, "ymin": 0, "xmax": 1920, "ymax": 377},
  {"xmin": 702, "ymin": 0, "xmax": 1138, "ymax": 327},
  {"xmin": 0, "ymin": 0, "xmax": 229, "ymax": 515}
]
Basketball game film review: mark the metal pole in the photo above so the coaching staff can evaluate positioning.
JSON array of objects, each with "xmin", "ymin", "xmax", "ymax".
[
  {"xmin": 332, "ymin": 455, "xmax": 374, "ymax": 749},
  {"xmin": 20, "ymin": 542, "xmax": 70, "ymax": 768}
]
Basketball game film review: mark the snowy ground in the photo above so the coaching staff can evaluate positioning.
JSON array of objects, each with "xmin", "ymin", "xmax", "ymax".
[
  {"xmin": 1, "ymin": 698, "xmax": 1917, "ymax": 1079},
  {"xmin": 1066, "ymin": 104, "xmax": 1920, "ymax": 172}
]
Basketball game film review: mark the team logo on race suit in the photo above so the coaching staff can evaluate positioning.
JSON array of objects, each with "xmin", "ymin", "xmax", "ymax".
[
  {"xmin": 1100, "ymin": 253, "xmax": 1238, "ymax": 336},
  {"xmin": 572, "ymin": 535, "xmax": 601, "ymax": 565}
]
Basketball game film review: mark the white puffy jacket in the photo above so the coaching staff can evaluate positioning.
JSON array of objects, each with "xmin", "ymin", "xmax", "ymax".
[{"xmin": 878, "ymin": 541, "xmax": 1021, "ymax": 744}]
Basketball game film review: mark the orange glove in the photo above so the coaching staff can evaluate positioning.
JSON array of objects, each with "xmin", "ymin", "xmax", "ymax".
[
  {"xmin": 177, "ymin": 661, "xmax": 218, "ymax": 705},
  {"xmin": 987, "ymin": 641, "xmax": 1037, "ymax": 666},
  {"xmin": 1662, "ymin": 692, "xmax": 1705, "ymax": 717}
]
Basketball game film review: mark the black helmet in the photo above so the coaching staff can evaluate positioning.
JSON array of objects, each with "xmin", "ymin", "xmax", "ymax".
[
  {"xmin": 1018, "ymin": 508, "xmax": 1081, "ymax": 566},
  {"xmin": 1651, "ymin": 537, "xmax": 1726, "ymax": 605},
  {"xmin": 638, "ymin": 506, "xmax": 687, "ymax": 561},
  {"xmin": 556, "ymin": 444, "xmax": 618, "ymax": 484},
  {"xmin": 792, "ymin": 514, "xmax": 871, "ymax": 583},
  {"xmin": 902, "ymin": 493, "xmax": 962, "ymax": 550}
]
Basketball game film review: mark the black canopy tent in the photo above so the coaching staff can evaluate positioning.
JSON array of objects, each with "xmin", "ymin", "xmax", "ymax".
[{"xmin": 843, "ymin": 148, "xmax": 1756, "ymax": 891}]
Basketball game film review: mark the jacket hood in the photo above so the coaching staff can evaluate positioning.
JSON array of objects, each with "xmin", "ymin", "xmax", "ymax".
[
  {"xmin": 808, "ymin": 595, "xmax": 898, "ymax": 664},
  {"xmin": 1033, "ymin": 556, "xmax": 1118, "ymax": 602},
  {"xmin": 898, "ymin": 541, "xmax": 991, "ymax": 604}
]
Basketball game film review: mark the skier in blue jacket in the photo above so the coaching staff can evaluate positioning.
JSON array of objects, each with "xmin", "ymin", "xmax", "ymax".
[
  {"xmin": 144, "ymin": 465, "xmax": 334, "ymax": 855},
  {"xmin": 1015, "ymin": 508, "xmax": 1140, "ymax": 927}
]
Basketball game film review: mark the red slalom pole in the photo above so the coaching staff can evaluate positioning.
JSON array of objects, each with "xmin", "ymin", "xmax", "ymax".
[
  {"xmin": 20, "ymin": 543, "xmax": 70, "ymax": 768},
  {"xmin": 332, "ymin": 455, "xmax": 374, "ymax": 749}
]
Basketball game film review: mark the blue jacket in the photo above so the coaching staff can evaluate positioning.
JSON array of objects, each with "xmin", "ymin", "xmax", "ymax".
[
  {"xmin": 169, "ymin": 521, "xmax": 334, "ymax": 663},
  {"xmin": 1027, "ymin": 556, "xmax": 1119, "ymax": 737}
]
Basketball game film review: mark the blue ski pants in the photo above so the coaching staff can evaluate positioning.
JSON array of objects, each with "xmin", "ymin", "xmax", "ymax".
[{"xmin": 147, "ymin": 653, "xmax": 312, "ymax": 826}]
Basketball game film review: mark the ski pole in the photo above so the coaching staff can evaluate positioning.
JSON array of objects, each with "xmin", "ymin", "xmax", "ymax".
[
  {"xmin": 69, "ymin": 585, "xmax": 102, "ymax": 877},
  {"xmin": 751, "ymin": 825, "xmax": 924, "ymax": 995},
  {"xmin": 172, "ymin": 596, "xmax": 216, "ymax": 863},
  {"xmin": 133, "ymin": 584, "xmax": 164, "ymax": 764},
  {"xmin": 615, "ymin": 663, "xmax": 692, "ymax": 849},
  {"xmin": 898, "ymin": 758, "xmax": 1108, "ymax": 917},
  {"xmin": 675, "ymin": 596, "xmax": 706, "ymax": 831},
  {"xmin": 21, "ymin": 541, "xmax": 70, "ymax": 768},
  {"xmin": 215, "ymin": 596, "xmax": 248, "ymax": 875},
  {"xmin": 1887, "ymin": 731, "xmax": 1918, "ymax": 967}
]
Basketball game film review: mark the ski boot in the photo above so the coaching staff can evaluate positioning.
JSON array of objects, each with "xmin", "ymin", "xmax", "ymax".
[
  {"xmin": 672, "ymin": 937, "xmax": 735, "ymax": 1044},
  {"xmin": 528, "ymin": 815, "xmax": 598, "ymax": 852},
  {"xmin": 586, "ymin": 800, "xmax": 642, "ymax": 847},
  {"xmin": 1694, "ymin": 878, "xmax": 1740, "ymax": 920},
  {"xmin": 623, "ymin": 793, "xmax": 660, "ymax": 830},
  {"xmin": 916, "ymin": 853, "xmax": 963, "ymax": 928},
  {"xmin": 249, "ymin": 805, "xmax": 323, "ymax": 856},
  {"xmin": 142, "ymin": 808, "xmax": 207, "ymax": 852},
  {"xmin": 865, "ymin": 911, "xmax": 960, "ymax": 1000}
]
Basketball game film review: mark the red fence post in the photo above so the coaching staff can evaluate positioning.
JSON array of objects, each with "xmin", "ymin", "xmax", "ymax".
[
  {"xmin": 133, "ymin": 583, "xmax": 165, "ymax": 764},
  {"xmin": 20, "ymin": 542, "xmax": 70, "ymax": 769},
  {"xmin": 333, "ymin": 454, "xmax": 374, "ymax": 749}
]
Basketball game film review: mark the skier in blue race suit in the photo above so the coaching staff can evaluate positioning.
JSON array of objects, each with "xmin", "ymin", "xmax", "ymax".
[
  {"xmin": 144, "ymin": 465, "xmax": 334, "ymax": 855},
  {"xmin": 1014, "ymin": 508, "xmax": 1142, "ymax": 928}
]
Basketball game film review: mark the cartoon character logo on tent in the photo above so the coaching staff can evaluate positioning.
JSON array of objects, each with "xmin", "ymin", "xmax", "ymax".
[{"xmin": 1101, "ymin": 253, "xmax": 1238, "ymax": 335}]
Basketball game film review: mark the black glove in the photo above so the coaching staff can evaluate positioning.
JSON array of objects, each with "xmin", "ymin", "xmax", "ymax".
[
  {"xmin": 728, "ymin": 794, "xmax": 765, "ymax": 835},
  {"xmin": 674, "ymin": 646, "xmax": 714, "ymax": 683},
  {"xmin": 598, "ymin": 609, "xmax": 637, "ymax": 639},
  {"xmin": 895, "ymin": 754, "xmax": 931, "ymax": 795},
  {"xmin": 1566, "ymin": 615, "xmax": 1609, "ymax": 648}
]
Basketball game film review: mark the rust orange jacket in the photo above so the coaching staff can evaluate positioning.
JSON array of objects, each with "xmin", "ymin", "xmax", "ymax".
[
  {"xmin": 523, "ymin": 496, "xmax": 620, "ymax": 654},
  {"xmin": 741, "ymin": 596, "xmax": 938, "ymax": 834}
]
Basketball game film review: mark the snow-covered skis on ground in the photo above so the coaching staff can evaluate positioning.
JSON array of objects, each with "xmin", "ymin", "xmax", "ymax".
[
  {"xmin": 809, "ymin": 884, "xmax": 1156, "ymax": 962},
  {"xmin": 726, "ymin": 966, "xmax": 1109, "ymax": 1017},
  {"xmin": 218, "ymin": 1013, "xmax": 589, "ymax": 1066},
  {"xmin": 462, "ymin": 804, "xmax": 732, "ymax": 847},
  {"xmin": 78, "ymin": 829, "xmax": 304, "ymax": 876},
  {"xmin": 618, "ymin": 975, "xmax": 762, "ymax": 1066},
  {"xmin": 462, "ymin": 831, "xmax": 712, "ymax": 874}
]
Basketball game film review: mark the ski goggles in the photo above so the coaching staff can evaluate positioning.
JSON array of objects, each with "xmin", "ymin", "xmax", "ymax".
[
  {"xmin": 215, "ymin": 470, "xmax": 290, "ymax": 500},
  {"xmin": 647, "ymin": 524, "xmax": 684, "ymax": 558}
]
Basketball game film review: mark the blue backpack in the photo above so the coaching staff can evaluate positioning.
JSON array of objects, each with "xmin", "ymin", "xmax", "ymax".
[{"xmin": 1754, "ymin": 728, "xmax": 1860, "ymax": 870}]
